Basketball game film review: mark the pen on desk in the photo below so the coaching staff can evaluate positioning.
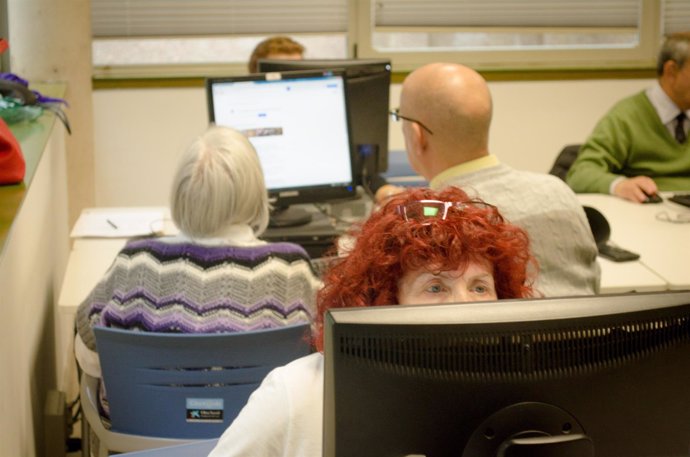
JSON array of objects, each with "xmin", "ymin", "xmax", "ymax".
[{"xmin": 106, "ymin": 219, "xmax": 118, "ymax": 229}]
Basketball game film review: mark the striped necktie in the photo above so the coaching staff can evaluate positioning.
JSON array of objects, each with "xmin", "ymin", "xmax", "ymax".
[{"xmin": 675, "ymin": 112, "xmax": 687, "ymax": 144}]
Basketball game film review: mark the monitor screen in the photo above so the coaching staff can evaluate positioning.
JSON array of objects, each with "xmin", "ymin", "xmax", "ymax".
[
  {"xmin": 206, "ymin": 70, "xmax": 356, "ymax": 227},
  {"xmin": 258, "ymin": 58, "xmax": 391, "ymax": 192},
  {"xmin": 324, "ymin": 290, "xmax": 690, "ymax": 457}
]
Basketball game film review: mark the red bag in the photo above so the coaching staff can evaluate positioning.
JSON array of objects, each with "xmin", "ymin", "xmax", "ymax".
[{"xmin": 0, "ymin": 118, "xmax": 25, "ymax": 184}]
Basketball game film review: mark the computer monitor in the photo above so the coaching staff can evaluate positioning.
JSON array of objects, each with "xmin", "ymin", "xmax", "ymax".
[
  {"xmin": 206, "ymin": 70, "xmax": 356, "ymax": 227},
  {"xmin": 258, "ymin": 58, "xmax": 391, "ymax": 193},
  {"xmin": 323, "ymin": 290, "xmax": 690, "ymax": 457}
]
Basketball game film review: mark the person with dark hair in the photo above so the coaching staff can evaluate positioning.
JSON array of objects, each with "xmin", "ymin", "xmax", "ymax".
[
  {"xmin": 247, "ymin": 35, "xmax": 401, "ymax": 202},
  {"xmin": 74, "ymin": 125, "xmax": 321, "ymax": 421},
  {"xmin": 567, "ymin": 32, "xmax": 690, "ymax": 202},
  {"xmin": 248, "ymin": 35, "xmax": 305, "ymax": 74},
  {"xmin": 209, "ymin": 186, "xmax": 537, "ymax": 457}
]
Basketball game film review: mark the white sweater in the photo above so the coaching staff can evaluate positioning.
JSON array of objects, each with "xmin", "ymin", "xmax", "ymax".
[{"xmin": 209, "ymin": 353, "xmax": 325, "ymax": 457}]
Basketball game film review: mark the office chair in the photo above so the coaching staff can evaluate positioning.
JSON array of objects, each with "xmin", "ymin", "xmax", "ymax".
[
  {"xmin": 549, "ymin": 144, "xmax": 582, "ymax": 181},
  {"xmin": 80, "ymin": 324, "xmax": 312, "ymax": 457},
  {"xmin": 582, "ymin": 205, "xmax": 639, "ymax": 262}
]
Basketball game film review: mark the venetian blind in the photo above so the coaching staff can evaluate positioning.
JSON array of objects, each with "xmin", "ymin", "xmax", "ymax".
[
  {"xmin": 374, "ymin": 0, "xmax": 641, "ymax": 28},
  {"xmin": 91, "ymin": 0, "xmax": 347, "ymax": 37},
  {"xmin": 663, "ymin": 0, "xmax": 690, "ymax": 35}
]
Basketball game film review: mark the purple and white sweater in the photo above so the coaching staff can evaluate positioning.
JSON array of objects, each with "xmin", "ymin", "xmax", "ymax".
[{"xmin": 75, "ymin": 236, "xmax": 321, "ymax": 358}]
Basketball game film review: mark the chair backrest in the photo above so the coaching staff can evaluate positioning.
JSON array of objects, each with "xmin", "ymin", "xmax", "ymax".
[
  {"xmin": 95, "ymin": 324, "xmax": 312, "ymax": 439},
  {"xmin": 549, "ymin": 144, "xmax": 582, "ymax": 181},
  {"xmin": 582, "ymin": 205, "xmax": 611, "ymax": 248}
]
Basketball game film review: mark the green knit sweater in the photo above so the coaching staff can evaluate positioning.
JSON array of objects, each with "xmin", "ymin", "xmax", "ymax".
[{"xmin": 566, "ymin": 91, "xmax": 690, "ymax": 193}]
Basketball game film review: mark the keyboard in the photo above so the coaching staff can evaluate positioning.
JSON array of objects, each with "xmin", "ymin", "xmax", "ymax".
[{"xmin": 669, "ymin": 193, "xmax": 690, "ymax": 208}]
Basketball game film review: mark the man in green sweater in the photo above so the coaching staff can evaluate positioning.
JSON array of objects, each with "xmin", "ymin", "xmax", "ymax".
[{"xmin": 566, "ymin": 32, "xmax": 690, "ymax": 203}]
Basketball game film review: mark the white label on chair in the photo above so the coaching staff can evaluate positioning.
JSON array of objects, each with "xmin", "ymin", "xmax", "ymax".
[{"xmin": 186, "ymin": 398, "xmax": 224, "ymax": 423}]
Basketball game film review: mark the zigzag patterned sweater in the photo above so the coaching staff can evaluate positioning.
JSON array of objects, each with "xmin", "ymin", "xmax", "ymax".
[{"xmin": 76, "ymin": 237, "xmax": 322, "ymax": 353}]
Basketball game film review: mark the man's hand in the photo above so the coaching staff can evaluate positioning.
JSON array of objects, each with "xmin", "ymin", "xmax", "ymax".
[{"xmin": 612, "ymin": 176, "xmax": 658, "ymax": 203}]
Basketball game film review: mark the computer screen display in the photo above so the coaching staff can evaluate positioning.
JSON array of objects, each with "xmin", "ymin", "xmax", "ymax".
[
  {"xmin": 206, "ymin": 70, "xmax": 356, "ymax": 226},
  {"xmin": 324, "ymin": 290, "xmax": 690, "ymax": 457},
  {"xmin": 258, "ymin": 58, "xmax": 391, "ymax": 191}
]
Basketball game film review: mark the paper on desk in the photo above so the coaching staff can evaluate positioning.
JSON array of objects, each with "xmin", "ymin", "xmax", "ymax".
[{"xmin": 71, "ymin": 208, "xmax": 167, "ymax": 238}]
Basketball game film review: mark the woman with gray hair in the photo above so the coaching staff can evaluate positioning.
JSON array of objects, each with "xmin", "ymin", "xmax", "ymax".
[{"xmin": 75, "ymin": 125, "xmax": 321, "ymax": 419}]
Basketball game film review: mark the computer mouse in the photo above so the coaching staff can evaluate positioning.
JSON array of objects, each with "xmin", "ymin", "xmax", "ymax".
[{"xmin": 642, "ymin": 192, "xmax": 663, "ymax": 204}]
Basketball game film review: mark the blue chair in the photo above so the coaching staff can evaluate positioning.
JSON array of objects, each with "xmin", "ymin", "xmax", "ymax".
[{"xmin": 80, "ymin": 324, "xmax": 312, "ymax": 456}]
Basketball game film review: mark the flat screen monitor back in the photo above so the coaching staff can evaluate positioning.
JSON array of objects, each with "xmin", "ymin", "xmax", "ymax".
[
  {"xmin": 258, "ymin": 58, "xmax": 391, "ymax": 188},
  {"xmin": 324, "ymin": 290, "xmax": 690, "ymax": 457}
]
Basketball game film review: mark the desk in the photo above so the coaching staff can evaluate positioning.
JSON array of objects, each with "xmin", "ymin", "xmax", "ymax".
[
  {"xmin": 59, "ymin": 195, "xmax": 683, "ymax": 392},
  {"xmin": 596, "ymin": 257, "xmax": 666, "ymax": 294},
  {"xmin": 60, "ymin": 196, "xmax": 684, "ymax": 317},
  {"xmin": 58, "ymin": 238, "xmax": 129, "ymax": 314},
  {"xmin": 577, "ymin": 193, "xmax": 690, "ymax": 291}
]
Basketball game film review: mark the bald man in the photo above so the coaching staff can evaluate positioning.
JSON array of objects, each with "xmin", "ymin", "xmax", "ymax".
[{"xmin": 397, "ymin": 63, "xmax": 600, "ymax": 297}]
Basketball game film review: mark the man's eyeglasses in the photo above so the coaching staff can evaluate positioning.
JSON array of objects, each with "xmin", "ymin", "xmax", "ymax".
[
  {"xmin": 396, "ymin": 200, "xmax": 470, "ymax": 222},
  {"xmin": 390, "ymin": 108, "xmax": 434, "ymax": 135}
]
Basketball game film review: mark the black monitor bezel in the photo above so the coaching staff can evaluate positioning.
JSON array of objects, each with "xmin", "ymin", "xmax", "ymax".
[
  {"xmin": 257, "ymin": 58, "xmax": 392, "ymax": 186},
  {"xmin": 205, "ymin": 69, "xmax": 357, "ymax": 209}
]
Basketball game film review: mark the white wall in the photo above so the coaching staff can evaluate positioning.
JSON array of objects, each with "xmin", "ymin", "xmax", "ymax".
[
  {"xmin": 93, "ymin": 78, "xmax": 653, "ymax": 207},
  {"xmin": 93, "ymin": 87, "xmax": 208, "ymax": 206},
  {"xmin": 486, "ymin": 78, "xmax": 653, "ymax": 172}
]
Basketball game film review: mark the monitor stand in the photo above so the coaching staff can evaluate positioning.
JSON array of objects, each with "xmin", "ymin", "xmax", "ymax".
[{"xmin": 269, "ymin": 205, "xmax": 313, "ymax": 228}]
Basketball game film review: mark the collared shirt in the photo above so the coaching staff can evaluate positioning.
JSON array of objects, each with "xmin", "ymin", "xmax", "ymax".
[
  {"xmin": 646, "ymin": 81, "xmax": 690, "ymax": 140},
  {"xmin": 430, "ymin": 154, "xmax": 500, "ymax": 190}
]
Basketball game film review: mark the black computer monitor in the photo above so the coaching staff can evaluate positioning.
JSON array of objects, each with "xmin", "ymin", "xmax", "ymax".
[
  {"xmin": 206, "ymin": 70, "xmax": 356, "ymax": 227},
  {"xmin": 323, "ymin": 290, "xmax": 690, "ymax": 457},
  {"xmin": 258, "ymin": 58, "xmax": 391, "ymax": 193}
]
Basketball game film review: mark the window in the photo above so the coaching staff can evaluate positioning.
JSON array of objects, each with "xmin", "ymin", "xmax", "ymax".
[
  {"xmin": 91, "ymin": 0, "xmax": 348, "ymax": 78},
  {"xmin": 353, "ymin": 0, "xmax": 662, "ymax": 71},
  {"xmin": 92, "ymin": 0, "xmax": 690, "ymax": 79},
  {"xmin": 663, "ymin": 0, "xmax": 690, "ymax": 35}
]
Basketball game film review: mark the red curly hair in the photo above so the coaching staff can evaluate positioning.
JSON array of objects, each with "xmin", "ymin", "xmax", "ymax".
[{"xmin": 313, "ymin": 186, "xmax": 537, "ymax": 351}]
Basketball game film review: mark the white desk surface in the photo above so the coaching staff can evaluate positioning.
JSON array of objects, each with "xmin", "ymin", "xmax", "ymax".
[
  {"xmin": 58, "ymin": 197, "xmax": 686, "ymax": 317},
  {"xmin": 596, "ymin": 256, "xmax": 666, "ymax": 294},
  {"xmin": 577, "ymin": 193, "xmax": 690, "ymax": 291},
  {"xmin": 57, "ymin": 237, "xmax": 128, "ymax": 314}
]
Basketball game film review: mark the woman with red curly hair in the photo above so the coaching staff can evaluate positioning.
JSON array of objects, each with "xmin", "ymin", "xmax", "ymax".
[
  {"xmin": 210, "ymin": 186, "xmax": 538, "ymax": 457},
  {"xmin": 314, "ymin": 186, "xmax": 537, "ymax": 351}
]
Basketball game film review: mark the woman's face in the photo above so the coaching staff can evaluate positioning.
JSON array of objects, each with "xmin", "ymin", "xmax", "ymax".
[{"xmin": 397, "ymin": 261, "xmax": 497, "ymax": 305}]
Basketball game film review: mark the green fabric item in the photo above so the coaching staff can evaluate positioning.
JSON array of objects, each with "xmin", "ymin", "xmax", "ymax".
[
  {"xmin": 566, "ymin": 91, "xmax": 690, "ymax": 193},
  {"xmin": 0, "ymin": 96, "xmax": 42, "ymax": 124}
]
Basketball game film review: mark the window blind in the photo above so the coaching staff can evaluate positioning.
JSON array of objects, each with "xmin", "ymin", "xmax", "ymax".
[
  {"xmin": 374, "ymin": 0, "xmax": 641, "ymax": 28},
  {"xmin": 91, "ymin": 0, "xmax": 347, "ymax": 37},
  {"xmin": 663, "ymin": 0, "xmax": 690, "ymax": 35}
]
